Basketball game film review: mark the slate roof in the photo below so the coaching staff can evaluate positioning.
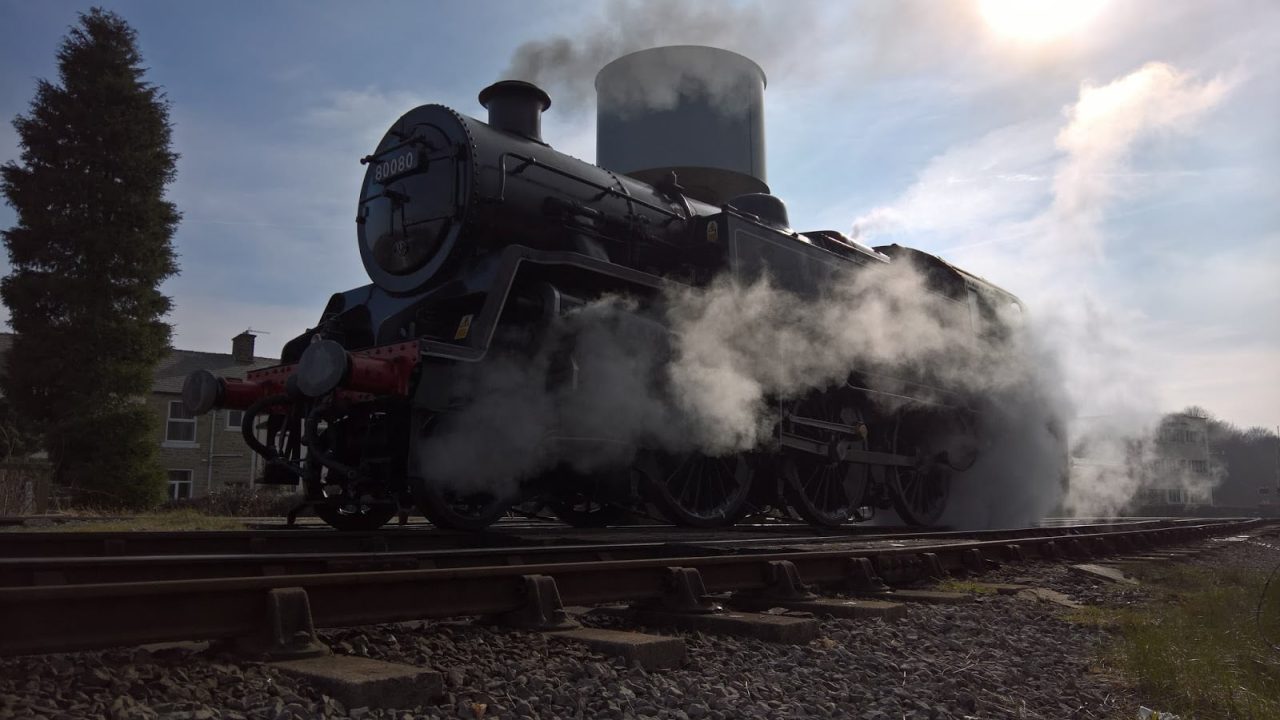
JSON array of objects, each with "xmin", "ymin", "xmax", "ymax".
[
  {"xmin": 152, "ymin": 349, "xmax": 279, "ymax": 394},
  {"xmin": 0, "ymin": 332, "xmax": 279, "ymax": 394}
]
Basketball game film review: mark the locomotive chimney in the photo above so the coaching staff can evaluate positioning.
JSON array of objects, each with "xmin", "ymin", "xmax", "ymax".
[{"xmin": 479, "ymin": 80, "xmax": 552, "ymax": 143}]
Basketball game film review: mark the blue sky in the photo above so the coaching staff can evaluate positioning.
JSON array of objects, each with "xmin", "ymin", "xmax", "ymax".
[{"xmin": 1, "ymin": 0, "xmax": 1276, "ymax": 430}]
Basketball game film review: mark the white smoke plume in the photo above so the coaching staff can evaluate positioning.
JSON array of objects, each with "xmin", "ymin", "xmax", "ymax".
[
  {"xmin": 853, "ymin": 61, "xmax": 1233, "ymax": 517},
  {"xmin": 501, "ymin": 0, "xmax": 805, "ymax": 113},
  {"xmin": 666, "ymin": 262, "xmax": 1004, "ymax": 451},
  {"xmin": 501, "ymin": 0, "xmax": 992, "ymax": 114},
  {"xmin": 665, "ymin": 265, "xmax": 1070, "ymax": 528},
  {"xmin": 419, "ymin": 257, "xmax": 1066, "ymax": 528}
]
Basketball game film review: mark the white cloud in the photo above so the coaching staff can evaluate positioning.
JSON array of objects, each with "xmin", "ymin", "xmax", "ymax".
[
  {"xmin": 545, "ymin": 114, "xmax": 597, "ymax": 165},
  {"xmin": 1158, "ymin": 349, "xmax": 1280, "ymax": 431},
  {"xmin": 304, "ymin": 87, "xmax": 431, "ymax": 150},
  {"xmin": 850, "ymin": 119, "xmax": 1056, "ymax": 242},
  {"xmin": 1047, "ymin": 62, "xmax": 1234, "ymax": 256},
  {"xmin": 858, "ymin": 63, "xmax": 1233, "ymax": 263}
]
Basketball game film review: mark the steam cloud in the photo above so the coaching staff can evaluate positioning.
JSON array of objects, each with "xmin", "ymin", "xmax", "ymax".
[
  {"xmin": 419, "ymin": 259, "xmax": 1068, "ymax": 529},
  {"xmin": 501, "ymin": 0, "xmax": 808, "ymax": 112},
  {"xmin": 854, "ymin": 62, "xmax": 1233, "ymax": 517}
]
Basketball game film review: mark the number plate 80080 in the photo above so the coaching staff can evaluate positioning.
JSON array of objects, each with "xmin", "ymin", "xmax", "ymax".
[{"xmin": 373, "ymin": 149, "xmax": 420, "ymax": 183}]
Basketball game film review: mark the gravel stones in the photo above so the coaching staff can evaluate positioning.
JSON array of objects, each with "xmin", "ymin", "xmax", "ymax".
[
  {"xmin": 11, "ymin": 538, "xmax": 1265, "ymax": 719},
  {"xmin": 0, "ymin": 596, "xmax": 1123, "ymax": 719},
  {"xmin": 0, "ymin": 643, "xmax": 327, "ymax": 719}
]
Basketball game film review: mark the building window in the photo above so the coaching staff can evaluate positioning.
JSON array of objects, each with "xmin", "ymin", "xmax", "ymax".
[
  {"xmin": 167, "ymin": 469, "xmax": 193, "ymax": 500},
  {"xmin": 166, "ymin": 401, "xmax": 196, "ymax": 443},
  {"xmin": 226, "ymin": 409, "xmax": 244, "ymax": 430}
]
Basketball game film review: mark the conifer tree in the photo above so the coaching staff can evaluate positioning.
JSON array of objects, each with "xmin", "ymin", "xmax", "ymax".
[{"xmin": 1, "ymin": 8, "xmax": 179, "ymax": 507}]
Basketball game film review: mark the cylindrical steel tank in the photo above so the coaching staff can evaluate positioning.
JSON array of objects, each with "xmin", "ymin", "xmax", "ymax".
[{"xmin": 595, "ymin": 46, "xmax": 767, "ymax": 206}]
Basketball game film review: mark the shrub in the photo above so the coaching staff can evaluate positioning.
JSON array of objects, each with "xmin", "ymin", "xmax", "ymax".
[{"xmin": 163, "ymin": 484, "xmax": 301, "ymax": 517}]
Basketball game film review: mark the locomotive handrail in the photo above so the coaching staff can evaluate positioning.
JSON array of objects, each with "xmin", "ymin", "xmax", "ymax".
[
  {"xmin": 358, "ymin": 134, "xmax": 438, "ymax": 165},
  {"xmin": 842, "ymin": 379, "xmax": 969, "ymax": 411},
  {"xmin": 845, "ymin": 368, "xmax": 968, "ymax": 408},
  {"xmin": 494, "ymin": 151, "xmax": 687, "ymax": 221}
]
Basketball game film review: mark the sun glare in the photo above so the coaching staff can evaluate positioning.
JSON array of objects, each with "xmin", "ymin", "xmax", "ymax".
[{"xmin": 979, "ymin": 0, "xmax": 1108, "ymax": 43}]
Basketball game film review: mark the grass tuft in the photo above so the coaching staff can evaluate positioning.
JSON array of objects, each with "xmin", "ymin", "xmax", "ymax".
[
  {"xmin": 42, "ymin": 509, "xmax": 248, "ymax": 532},
  {"xmin": 1066, "ymin": 562, "xmax": 1280, "ymax": 719},
  {"xmin": 937, "ymin": 579, "xmax": 1000, "ymax": 595}
]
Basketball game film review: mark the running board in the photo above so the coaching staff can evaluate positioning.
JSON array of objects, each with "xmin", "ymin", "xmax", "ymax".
[
  {"xmin": 788, "ymin": 415, "xmax": 862, "ymax": 436},
  {"xmin": 779, "ymin": 431, "xmax": 916, "ymax": 468}
]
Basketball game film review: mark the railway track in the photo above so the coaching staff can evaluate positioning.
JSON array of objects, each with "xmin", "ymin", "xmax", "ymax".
[
  {"xmin": 0, "ymin": 517, "xmax": 1236, "ymax": 586},
  {"xmin": 0, "ymin": 517, "xmax": 1262, "ymax": 657},
  {"xmin": 0, "ymin": 516, "xmax": 1218, "ymax": 558}
]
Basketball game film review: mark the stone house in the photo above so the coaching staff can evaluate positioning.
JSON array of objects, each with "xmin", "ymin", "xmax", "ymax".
[
  {"xmin": 0, "ymin": 331, "xmax": 279, "ymax": 502},
  {"xmin": 151, "ymin": 332, "xmax": 278, "ymax": 499}
]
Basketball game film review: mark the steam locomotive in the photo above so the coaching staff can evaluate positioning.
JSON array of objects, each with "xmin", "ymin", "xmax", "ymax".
[{"xmin": 183, "ymin": 48, "xmax": 1023, "ymax": 531}]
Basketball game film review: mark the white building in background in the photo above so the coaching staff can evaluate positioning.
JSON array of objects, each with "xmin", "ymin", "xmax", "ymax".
[
  {"xmin": 1136, "ymin": 413, "xmax": 1217, "ymax": 507},
  {"xmin": 1069, "ymin": 411, "xmax": 1219, "ymax": 512}
]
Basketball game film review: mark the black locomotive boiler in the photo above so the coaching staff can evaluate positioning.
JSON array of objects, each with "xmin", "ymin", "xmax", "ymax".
[{"xmin": 183, "ymin": 47, "xmax": 1024, "ymax": 531}]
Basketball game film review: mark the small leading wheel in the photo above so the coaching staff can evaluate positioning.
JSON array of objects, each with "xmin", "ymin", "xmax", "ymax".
[
  {"xmin": 637, "ymin": 450, "xmax": 754, "ymax": 528},
  {"xmin": 889, "ymin": 412, "xmax": 957, "ymax": 527},
  {"xmin": 547, "ymin": 493, "xmax": 628, "ymax": 528},
  {"xmin": 781, "ymin": 394, "xmax": 868, "ymax": 527},
  {"xmin": 313, "ymin": 490, "xmax": 399, "ymax": 531},
  {"xmin": 310, "ymin": 480, "xmax": 399, "ymax": 531},
  {"xmin": 315, "ymin": 501, "xmax": 398, "ymax": 531},
  {"xmin": 416, "ymin": 480, "xmax": 512, "ymax": 531}
]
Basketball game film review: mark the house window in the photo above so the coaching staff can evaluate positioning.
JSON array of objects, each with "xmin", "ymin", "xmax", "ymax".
[
  {"xmin": 167, "ymin": 469, "xmax": 194, "ymax": 500},
  {"xmin": 226, "ymin": 409, "xmax": 244, "ymax": 430},
  {"xmin": 166, "ymin": 401, "xmax": 196, "ymax": 443}
]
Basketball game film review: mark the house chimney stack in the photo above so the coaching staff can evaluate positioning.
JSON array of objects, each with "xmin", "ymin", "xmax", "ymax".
[{"xmin": 232, "ymin": 331, "xmax": 256, "ymax": 364}]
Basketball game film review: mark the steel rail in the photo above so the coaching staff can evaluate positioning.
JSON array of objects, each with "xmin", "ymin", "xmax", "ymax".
[
  {"xmin": 0, "ymin": 518, "xmax": 1259, "ymax": 657},
  {"xmin": 0, "ymin": 518, "xmax": 1245, "ymax": 587},
  {"xmin": 0, "ymin": 517, "xmax": 1225, "ymax": 558},
  {"xmin": 0, "ymin": 540, "xmax": 731, "ymax": 587}
]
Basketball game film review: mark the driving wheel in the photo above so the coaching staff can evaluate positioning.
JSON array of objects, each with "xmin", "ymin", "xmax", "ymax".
[
  {"xmin": 637, "ymin": 450, "xmax": 754, "ymax": 528},
  {"xmin": 781, "ymin": 393, "xmax": 869, "ymax": 527},
  {"xmin": 889, "ymin": 411, "xmax": 960, "ymax": 526},
  {"xmin": 416, "ymin": 479, "xmax": 512, "ymax": 531}
]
